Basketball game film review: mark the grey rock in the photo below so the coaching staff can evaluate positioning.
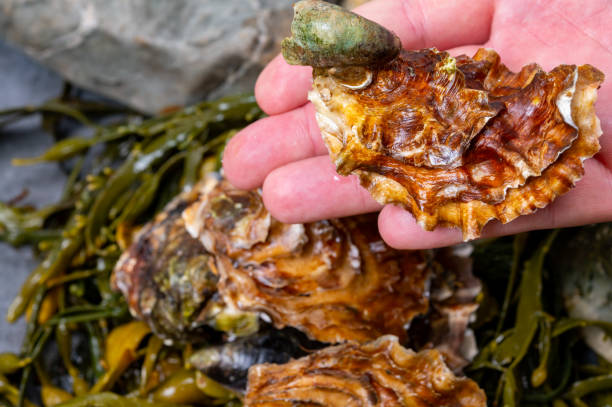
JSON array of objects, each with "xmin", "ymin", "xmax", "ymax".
[
  {"xmin": 0, "ymin": 39, "xmax": 65, "ymax": 352},
  {"xmin": 0, "ymin": 0, "xmax": 295, "ymax": 114}
]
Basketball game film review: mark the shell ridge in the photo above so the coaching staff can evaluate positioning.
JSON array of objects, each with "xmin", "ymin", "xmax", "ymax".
[{"xmin": 309, "ymin": 46, "xmax": 604, "ymax": 240}]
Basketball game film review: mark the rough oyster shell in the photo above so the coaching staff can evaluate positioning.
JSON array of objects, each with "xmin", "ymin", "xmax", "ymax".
[
  {"xmin": 112, "ymin": 188, "xmax": 220, "ymax": 343},
  {"xmin": 245, "ymin": 335, "xmax": 486, "ymax": 406},
  {"xmin": 111, "ymin": 186, "xmax": 258, "ymax": 344},
  {"xmin": 308, "ymin": 47, "xmax": 604, "ymax": 240},
  {"xmin": 183, "ymin": 178, "xmax": 432, "ymax": 344}
]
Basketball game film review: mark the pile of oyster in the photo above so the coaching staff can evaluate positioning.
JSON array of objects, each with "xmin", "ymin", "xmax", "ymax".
[
  {"xmin": 113, "ymin": 175, "xmax": 484, "ymax": 404},
  {"xmin": 112, "ymin": 0, "xmax": 606, "ymax": 404}
]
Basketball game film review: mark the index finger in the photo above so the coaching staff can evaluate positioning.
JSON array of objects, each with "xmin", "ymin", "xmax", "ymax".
[{"xmin": 256, "ymin": 0, "xmax": 495, "ymax": 115}]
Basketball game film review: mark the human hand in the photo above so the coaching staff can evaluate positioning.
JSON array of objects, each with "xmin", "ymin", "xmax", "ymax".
[{"xmin": 223, "ymin": 0, "xmax": 612, "ymax": 249}]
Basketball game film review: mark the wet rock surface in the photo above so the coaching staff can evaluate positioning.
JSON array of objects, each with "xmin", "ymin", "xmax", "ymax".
[{"xmin": 0, "ymin": 0, "xmax": 294, "ymax": 114}]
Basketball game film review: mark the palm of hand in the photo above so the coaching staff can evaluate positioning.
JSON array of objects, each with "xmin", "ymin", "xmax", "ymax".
[
  {"xmin": 223, "ymin": 0, "xmax": 612, "ymax": 249},
  {"xmin": 490, "ymin": 0, "xmax": 611, "ymax": 169}
]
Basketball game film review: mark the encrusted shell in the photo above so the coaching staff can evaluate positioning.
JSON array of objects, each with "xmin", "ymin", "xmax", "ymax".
[
  {"xmin": 308, "ymin": 47, "xmax": 604, "ymax": 240},
  {"xmin": 111, "ymin": 185, "xmax": 259, "ymax": 344},
  {"xmin": 281, "ymin": 0, "xmax": 401, "ymax": 68},
  {"xmin": 183, "ymin": 178, "xmax": 432, "ymax": 344},
  {"xmin": 111, "ymin": 188, "xmax": 221, "ymax": 343},
  {"xmin": 245, "ymin": 335, "xmax": 486, "ymax": 406}
]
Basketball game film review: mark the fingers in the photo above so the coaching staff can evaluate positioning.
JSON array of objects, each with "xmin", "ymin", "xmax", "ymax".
[
  {"xmin": 238, "ymin": 0, "xmax": 612, "ymax": 252},
  {"xmin": 378, "ymin": 206, "xmax": 462, "ymax": 249},
  {"xmin": 261, "ymin": 155, "xmax": 612, "ymax": 249},
  {"xmin": 256, "ymin": 0, "xmax": 495, "ymax": 115},
  {"xmin": 378, "ymin": 159, "xmax": 612, "ymax": 249},
  {"xmin": 356, "ymin": 0, "xmax": 494, "ymax": 50},
  {"xmin": 223, "ymin": 103, "xmax": 327, "ymax": 190},
  {"xmin": 262, "ymin": 156, "xmax": 381, "ymax": 223},
  {"xmin": 255, "ymin": 59, "xmax": 312, "ymax": 117}
]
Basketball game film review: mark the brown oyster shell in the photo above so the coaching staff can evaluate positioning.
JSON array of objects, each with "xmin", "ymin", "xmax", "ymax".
[
  {"xmin": 111, "ymin": 187, "xmax": 222, "ymax": 344},
  {"xmin": 245, "ymin": 335, "xmax": 486, "ymax": 406},
  {"xmin": 183, "ymin": 178, "xmax": 432, "ymax": 344},
  {"xmin": 113, "ymin": 175, "xmax": 481, "ymax": 357},
  {"xmin": 310, "ymin": 48, "xmax": 605, "ymax": 240},
  {"xmin": 408, "ymin": 244, "xmax": 481, "ymax": 371}
]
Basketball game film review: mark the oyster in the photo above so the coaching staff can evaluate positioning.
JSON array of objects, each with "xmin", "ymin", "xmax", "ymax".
[
  {"xmin": 245, "ymin": 335, "xmax": 486, "ymax": 406},
  {"xmin": 281, "ymin": 0, "xmax": 401, "ymax": 68},
  {"xmin": 114, "ymin": 175, "xmax": 480, "ymax": 368},
  {"xmin": 112, "ymin": 187, "xmax": 256, "ymax": 344},
  {"xmin": 283, "ymin": 0, "xmax": 605, "ymax": 240},
  {"xmin": 183, "ymin": 178, "xmax": 432, "ymax": 344}
]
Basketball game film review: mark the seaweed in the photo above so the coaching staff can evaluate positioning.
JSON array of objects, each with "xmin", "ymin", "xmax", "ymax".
[{"xmin": 0, "ymin": 90, "xmax": 263, "ymax": 407}]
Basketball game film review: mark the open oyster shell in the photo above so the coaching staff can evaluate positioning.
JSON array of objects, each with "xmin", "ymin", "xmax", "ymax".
[
  {"xmin": 245, "ymin": 335, "xmax": 486, "ymax": 406},
  {"xmin": 183, "ymin": 178, "xmax": 432, "ymax": 344},
  {"xmin": 284, "ymin": 1, "xmax": 605, "ymax": 240}
]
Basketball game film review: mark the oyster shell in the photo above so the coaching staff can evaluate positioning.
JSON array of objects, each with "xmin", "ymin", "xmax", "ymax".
[
  {"xmin": 281, "ymin": 0, "xmax": 401, "ymax": 68},
  {"xmin": 245, "ymin": 335, "xmax": 486, "ymax": 406},
  {"xmin": 183, "ymin": 178, "xmax": 432, "ymax": 344},
  {"xmin": 283, "ymin": 1, "xmax": 605, "ymax": 240},
  {"xmin": 113, "ymin": 175, "xmax": 480, "ymax": 363},
  {"xmin": 111, "ymin": 187, "xmax": 256, "ymax": 344}
]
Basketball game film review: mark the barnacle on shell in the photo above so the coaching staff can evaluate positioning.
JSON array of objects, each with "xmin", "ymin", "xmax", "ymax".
[
  {"xmin": 183, "ymin": 178, "xmax": 432, "ymax": 344},
  {"xmin": 281, "ymin": 0, "xmax": 401, "ymax": 68},
  {"xmin": 284, "ymin": 1, "xmax": 605, "ymax": 240},
  {"xmin": 245, "ymin": 335, "xmax": 486, "ymax": 406}
]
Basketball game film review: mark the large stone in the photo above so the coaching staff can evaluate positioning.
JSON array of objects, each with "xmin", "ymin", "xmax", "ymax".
[{"xmin": 0, "ymin": 0, "xmax": 295, "ymax": 113}]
